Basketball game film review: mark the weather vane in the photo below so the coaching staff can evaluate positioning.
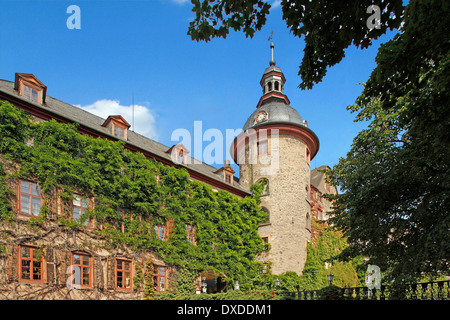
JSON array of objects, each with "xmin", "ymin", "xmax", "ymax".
[{"xmin": 268, "ymin": 30, "xmax": 275, "ymax": 66}]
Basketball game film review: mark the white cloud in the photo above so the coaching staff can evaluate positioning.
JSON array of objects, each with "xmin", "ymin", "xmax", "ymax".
[
  {"xmin": 76, "ymin": 99, "xmax": 158, "ymax": 141},
  {"xmin": 170, "ymin": 0, "xmax": 189, "ymax": 4},
  {"xmin": 271, "ymin": 0, "xmax": 282, "ymax": 9}
]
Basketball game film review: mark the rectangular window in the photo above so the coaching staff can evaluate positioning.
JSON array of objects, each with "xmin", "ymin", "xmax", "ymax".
[
  {"xmin": 20, "ymin": 246, "xmax": 42, "ymax": 282},
  {"xmin": 116, "ymin": 259, "xmax": 132, "ymax": 289},
  {"xmin": 19, "ymin": 180, "xmax": 41, "ymax": 216},
  {"xmin": 72, "ymin": 253, "xmax": 91, "ymax": 287},
  {"xmin": 257, "ymin": 139, "xmax": 268, "ymax": 156},
  {"xmin": 153, "ymin": 266, "xmax": 166, "ymax": 292},
  {"xmin": 225, "ymin": 173, "xmax": 232, "ymax": 184},
  {"xmin": 73, "ymin": 194, "xmax": 90, "ymax": 227},
  {"xmin": 23, "ymin": 85, "xmax": 39, "ymax": 103},
  {"xmin": 113, "ymin": 125, "xmax": 125, "ymax": 139},
  {"xmin": 177, "ymin": 150, "xmax": 185, "ymax": 164},
  {"xmin": 154, "ymin": 225, "xmax": 166, "ymax": 240},
  {"xmin": 186, "ymin": 224, "xmax": 195, "ymax": 244}
]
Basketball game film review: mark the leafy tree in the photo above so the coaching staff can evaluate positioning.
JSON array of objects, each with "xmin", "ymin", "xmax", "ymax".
[
  {"xmin": 188, "ymin": 0, "xmax": 403, "ymax": 89},
  {"xmin": 325, "ymin": 1, "xmax": 449, "ymax": 281},
  {"xmin": 188, "ymin": 0, "xmax": 449, "ymax": 282}
]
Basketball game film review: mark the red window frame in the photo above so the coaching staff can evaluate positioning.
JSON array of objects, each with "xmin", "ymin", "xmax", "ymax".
[
  {"xmin": 18, "ymin": 180, "xmax": 42, "ymax": 217},
  {"xmin": 154, "ymin": 224, "xmax": 166, "ymax": 241},
  {"xmin": 72, "ymin": 194, "xmax": 91, "ymax": 227},
  {"xmin": 153, "ymin": 265, "xmax": 166, "ymax": 292},
  {"xmin": 116, "ymin": 259, "xmax": 132, "ymax": 290},
  {"xmin": 72, "ymin": 252, "xmax": 92, "ymax": 287},
  {"xmin": 19, "ymin": 246, "xmax": 43, "ymax": 282}
]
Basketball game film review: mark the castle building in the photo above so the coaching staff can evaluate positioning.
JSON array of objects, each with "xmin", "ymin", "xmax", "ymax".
[{"xmin": 0, "ymin": 45, "xmax": 336, "ymax": 298}]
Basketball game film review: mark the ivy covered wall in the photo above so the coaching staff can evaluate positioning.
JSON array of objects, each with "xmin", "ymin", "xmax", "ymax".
[{"xmin": 0, "ymin": 100, "xmax": 269, "ymax": 294}]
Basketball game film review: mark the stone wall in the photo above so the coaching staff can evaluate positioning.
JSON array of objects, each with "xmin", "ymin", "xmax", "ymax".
[
  {"xmin": 0, "ymin": 179, "xmax": 176, "ymax": 299},
  {"xmin": 239, "ymin": 133, "xmax": 311, "ymax": 275}
]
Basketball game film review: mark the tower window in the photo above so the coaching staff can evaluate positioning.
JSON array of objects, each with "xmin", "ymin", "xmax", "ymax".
[
  {"xmin": 306, "ymin": 213, "xmax": 311, "ymax": 231},
  {"xmin": 274, "ymin": 81, "xmax": 279, "ymax": 91},
  {"xmin": 267, "ymin": 82, "xmax": 272, "ymax": 92},
  {"xmin": 257, "ymin": 139, "xmax": 268, "ymax": 156}
]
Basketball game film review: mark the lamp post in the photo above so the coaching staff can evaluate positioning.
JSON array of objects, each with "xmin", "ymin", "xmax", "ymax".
[
  {"xmin": 275, "ymin": 278, "xmax": 280, "ymax": 288},
  {"xmin": 201, "ymin": 276, "xmax": 207, "ymax": 293},
  {"xmin": 327, "ymin": 273, "xmax": 334, "ymax": 286}
]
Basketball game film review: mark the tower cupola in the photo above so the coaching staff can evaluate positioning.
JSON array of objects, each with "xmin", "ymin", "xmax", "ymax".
[{"xmin": 257, "ymin": 43, "xmax": 290, "ymax": 109}]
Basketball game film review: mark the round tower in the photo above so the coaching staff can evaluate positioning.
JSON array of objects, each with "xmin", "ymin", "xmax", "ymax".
[{"xmin": 230, "ymin": 44, "xmax": 319, "ymax": 275}]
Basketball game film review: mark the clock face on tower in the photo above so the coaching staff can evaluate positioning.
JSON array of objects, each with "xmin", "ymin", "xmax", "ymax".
[{"xmin": 255, "ymin": 111, "xmax": 268, "ymax": 124}]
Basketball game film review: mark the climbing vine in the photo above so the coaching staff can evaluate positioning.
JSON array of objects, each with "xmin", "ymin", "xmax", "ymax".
[
  {"xmin": 300, "ymin": 218, "xmax": 361, "ymax": 290},
  {"xmin": 0, "ymin": 100, "xmax": 269, "ymax": 291}
]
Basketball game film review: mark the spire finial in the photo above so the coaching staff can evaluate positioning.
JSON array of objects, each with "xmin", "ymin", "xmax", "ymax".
[{"xmin": 269, "ymin": 42, "xmax": 276, "ymax": 66}]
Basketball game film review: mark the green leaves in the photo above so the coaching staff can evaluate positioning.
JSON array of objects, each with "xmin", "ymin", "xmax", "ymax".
[
  {"xmin": 188, "ymin": 0, "xmax": 270, "ymax": 42},
  {"xmin": 326, "ymin": 0, "xmax": 450, "ymax": 280},
  {"xmin": 0, "ymin": 100, "xmax": 268, "ymax": 286},
  {"xmin": 187, "ymin": 0, "xmax": 404, "ymax": 89}
]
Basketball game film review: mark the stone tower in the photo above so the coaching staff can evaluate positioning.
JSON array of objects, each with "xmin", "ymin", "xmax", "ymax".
[{"xmin": 230, "ymin": 43, "xmax": 320, "ymax": 275}]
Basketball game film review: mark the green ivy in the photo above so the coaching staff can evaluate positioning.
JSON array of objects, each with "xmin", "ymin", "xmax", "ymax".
[{"xmin": 0, "ymin": 100, "xmax": 269, "ymax": 289}]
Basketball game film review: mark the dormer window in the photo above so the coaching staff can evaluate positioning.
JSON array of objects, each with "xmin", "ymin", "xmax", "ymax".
[
  {"xmin": 102, "ymin": 115, "xmax": 130, "ymax": 140},
  {"xmin": 214, "ymin": 160, "xmax": 235, "ymax": 185},
  {"xmin": 14, "ymin": 73, "xmax": 47, "ymax": 105},
  {"xmin": 167, "ymin": 144, "xmax": 190, "ymax": 165}
]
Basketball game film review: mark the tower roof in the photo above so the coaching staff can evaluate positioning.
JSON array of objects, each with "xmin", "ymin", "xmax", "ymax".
[
  {"xmin": 243, "ymin": 43, "xmax": 307, "ymax": 132},
  {"xmin": 242, "ymin": 101, "xmax": 305, "ymax": 131}
]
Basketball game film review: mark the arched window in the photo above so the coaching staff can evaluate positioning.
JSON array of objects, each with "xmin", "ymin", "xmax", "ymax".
[
  {"xmin": 274, "ymin": 81, "xmax": 279, "ymax": 91},
  {"xmin": 256, "ymin": 178, "xmax": 269, "ymax": 196},
  {"xmin": 261, "ymin": 206, "xmax": 270, "ymax": 224},
  {"xmin": 267, "ymin": 82, "xmax": 272, "ymax": 92}
]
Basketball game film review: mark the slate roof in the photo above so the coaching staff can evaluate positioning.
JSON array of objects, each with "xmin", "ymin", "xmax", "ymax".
[
  {"xmin": 310, "ymin": 165, "xmax": 331, "ymax": 193},
  {"xmin": 242, "ymin": 101, "xmax": 305, "ymax": 132}
]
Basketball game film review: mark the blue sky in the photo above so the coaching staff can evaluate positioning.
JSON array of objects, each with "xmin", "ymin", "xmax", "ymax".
[{"xmin": 0, "ymin": 0, "xmax": 397, "ymax": 172}]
